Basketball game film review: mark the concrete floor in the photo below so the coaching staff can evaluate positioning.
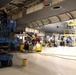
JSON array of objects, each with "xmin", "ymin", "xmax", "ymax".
[{"xmin": 0, "ymin": 47, "xmax": 76, "ymax": 75}]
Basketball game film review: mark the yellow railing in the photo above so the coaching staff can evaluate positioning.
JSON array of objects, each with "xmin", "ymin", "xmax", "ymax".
[{"xmin": 64, "ymin": 29, "xmax": 76, "ymax": 36}]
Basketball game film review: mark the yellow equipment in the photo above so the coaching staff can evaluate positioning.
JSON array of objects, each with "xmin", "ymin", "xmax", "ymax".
[
  {"xmin": 29, "ymin": 43, "xmax": 33, "ymax": 51},
  {"xmin": 23, "ymin": 59, "xmax": 28, "ymax": 66},
  {"xmin": 35, "ymin": 43, "xmax": 42, "ymax": 52},
  {"xmin": 20, "ymin": 44, "xmax": 24, "ymax": 51}
]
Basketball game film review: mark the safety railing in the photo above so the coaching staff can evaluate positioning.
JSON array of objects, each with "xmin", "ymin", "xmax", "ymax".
[{"xmin": 64, "ymin": 29, "xmax": 76, "ymax": 36}]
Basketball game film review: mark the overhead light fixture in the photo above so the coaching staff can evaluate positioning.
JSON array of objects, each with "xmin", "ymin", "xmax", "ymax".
[{"xmin": 52, "ymin": 6, "xmax": 62, "ymax": 10}]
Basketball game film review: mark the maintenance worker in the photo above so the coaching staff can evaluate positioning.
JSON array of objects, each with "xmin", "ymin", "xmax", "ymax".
[
  {"xmin": 24, "ymin": 41, "xmax": 29, "ymax": 52},
  {"xmin": 60, "ymin": 36, "xmax": 65, "ymax": 46}
]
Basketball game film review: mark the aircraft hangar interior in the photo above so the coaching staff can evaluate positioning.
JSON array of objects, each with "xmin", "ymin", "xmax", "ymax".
[{"xmin": 0, "ymin": 0, "xmax": 76, "ymax": 75}]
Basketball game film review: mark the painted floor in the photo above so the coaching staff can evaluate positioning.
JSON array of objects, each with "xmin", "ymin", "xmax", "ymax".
[{"xmin": 0, "ymin": 47, "xmax": 76, "ymax": 75}]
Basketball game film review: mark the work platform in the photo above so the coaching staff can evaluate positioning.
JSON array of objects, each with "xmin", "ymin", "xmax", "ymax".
[{"xmin": 0, "ymin": 47, "xmax": 76, "ymax": 75}]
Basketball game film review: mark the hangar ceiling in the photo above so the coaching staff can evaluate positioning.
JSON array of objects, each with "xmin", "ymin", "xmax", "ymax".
[
  {"xmin": 0, "ymin": 0, "xmax": 12, "ymax": 8},
  {"xmin": 16, "ymin": 0, "xmax": 76, "ymax": 30},
  {"xmin": 1, "ymin": 0, "xmax": 76, "ymax": 30}
]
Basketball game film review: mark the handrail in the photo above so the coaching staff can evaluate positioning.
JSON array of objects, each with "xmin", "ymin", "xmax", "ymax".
[{"xmin": 64, "ymin": 29, "xmax": 76, "ymax": 34}]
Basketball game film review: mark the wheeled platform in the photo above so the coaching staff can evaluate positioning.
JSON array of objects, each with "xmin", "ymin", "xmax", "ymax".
[{"xmin": 0, "ymin": 54, "xmax": 13, "ymax": 68}]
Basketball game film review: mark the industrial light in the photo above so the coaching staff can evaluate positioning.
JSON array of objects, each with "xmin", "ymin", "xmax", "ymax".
[{"xmin": 52, "ymin": 6, "xmax": 62, "ymax": 10}]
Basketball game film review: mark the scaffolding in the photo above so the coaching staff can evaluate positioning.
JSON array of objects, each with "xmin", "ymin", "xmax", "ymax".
[{"xmin": 64, "ymin": 20, "xmax": 76, "ymax": 46}]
